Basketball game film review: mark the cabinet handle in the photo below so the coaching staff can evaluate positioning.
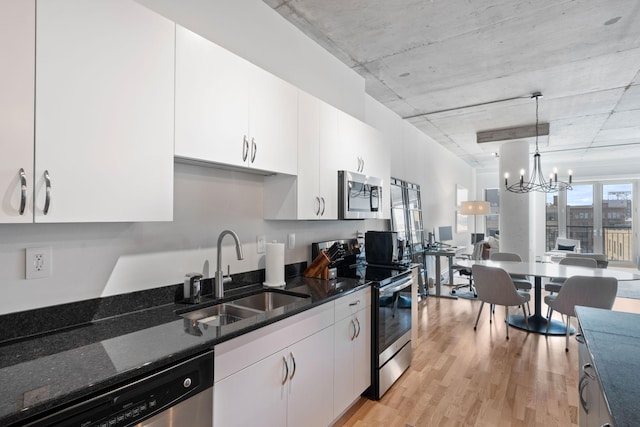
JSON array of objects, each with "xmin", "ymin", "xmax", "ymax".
[
  {"xmin": 579, "ymin": 375, "xmax": 590, "ymax": 414},
  {"xmin": 350, "ymin": 319, "xmax": 357, "ymax": 340},
  {"xmin": 19, "ymin": 168, "xmax": 27, "ymax": 215},
  {"xmin": 575, "ymin": 333, "xmax": 585, "ymax": 344},
  {"xmin": 251, "ymin": 138, "xmax": 257, "ymax": 163},
  {"xmin": 320, "ymin": 197, "xmax": 325, "ymax": 215},
  {"xmin": 349, "ymin": 299, "xmax": 360, "ymax": 306},
  {"xmin": 314, "ymin": 197, "xmax": 321, "ymax": 215},
  {"xmin": 355, "ymin": 317, "xmax": 361, "ymax": 338},
  {"xmin": 288, "ymin": 352, "xmax": 296, "ymax": 380},
  {"xmin": 583, "ymin": 363, "xmax": 596, "ymax": 380},
  {"xmin": 242, "ymin": 135, "xmax": 249, "ymax": 162},
  {"xmin": 282, "ymin": 356, "xmax": 289, "ymax": 385},
  {"xmin": 43, "ymin": 170, "xmax": 51, "ymax": 215}
]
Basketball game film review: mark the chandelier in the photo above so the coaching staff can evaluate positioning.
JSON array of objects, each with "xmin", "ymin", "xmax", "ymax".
[{"xmin": 504, "ymin": 93, "xmax": 572, "ymax": 193}]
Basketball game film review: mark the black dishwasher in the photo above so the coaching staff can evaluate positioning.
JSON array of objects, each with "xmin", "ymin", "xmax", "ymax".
[{"xmin": 21, "ymin": 351, "xmax": 213, "ymax": 427}]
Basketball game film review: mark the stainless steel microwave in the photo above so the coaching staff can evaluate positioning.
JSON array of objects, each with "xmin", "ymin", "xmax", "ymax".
[{"xmin": 338, "ymin": 170, "xmax": 383, "ymax": 219}]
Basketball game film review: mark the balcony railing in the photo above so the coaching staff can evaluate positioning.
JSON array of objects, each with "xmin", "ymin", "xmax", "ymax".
[{"xmin": 546, "ymin": 225, "xmax": 633, "ymax": 262}]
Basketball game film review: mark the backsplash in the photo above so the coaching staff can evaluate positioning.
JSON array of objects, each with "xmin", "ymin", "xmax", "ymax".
[{"xmin": 0, "ymin": 262, "xmax": 307, "ymax": 345}]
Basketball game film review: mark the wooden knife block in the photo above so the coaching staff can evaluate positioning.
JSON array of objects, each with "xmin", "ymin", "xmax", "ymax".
[{"xmin": 303, "ymin": 251, "xmax": 331, "ymax": 279}]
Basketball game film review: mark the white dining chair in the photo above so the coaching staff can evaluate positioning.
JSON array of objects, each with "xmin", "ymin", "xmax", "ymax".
[
  {"xmin": 545, "ymin": 256, "xmax": 598, "ymax": 320},
  {"xmin": 489, "ymin": 252, "xmax": 533, "ymax": 291},
  {"xmin": 472, "ymin": 264, "xmax": 530, "ymax": 339},
  {"xmin": 545, "ymin": 275, "xmax": 617, "ymax": 351}
]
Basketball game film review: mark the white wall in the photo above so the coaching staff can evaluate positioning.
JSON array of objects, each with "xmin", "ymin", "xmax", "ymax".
[
  {"xmin": 0, "ymin": 0, "xmax": 474, "ymax": 315},
  {"xmin": 364, "ymin": 95, "xmax": 474, "ymax": 247}
]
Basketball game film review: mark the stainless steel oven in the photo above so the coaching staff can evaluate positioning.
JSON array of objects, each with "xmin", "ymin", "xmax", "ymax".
[{"xmin": 366, "ymin": 265, "xmax": 413, "ymax": 399}]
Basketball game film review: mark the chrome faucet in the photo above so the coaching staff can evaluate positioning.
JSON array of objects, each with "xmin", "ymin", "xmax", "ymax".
[{"xmin": 215, "ymin": 230, "xmax": 244, "ymax": 299}]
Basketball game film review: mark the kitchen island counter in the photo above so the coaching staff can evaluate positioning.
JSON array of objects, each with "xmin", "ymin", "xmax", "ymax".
[{"xmin": 576, "ymin": 306, "xmax": 640, "ymax": 427}]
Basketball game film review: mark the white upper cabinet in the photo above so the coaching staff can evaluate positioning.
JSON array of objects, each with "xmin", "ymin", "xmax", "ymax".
[
  {"xmin": 336, "ymin": 111, "xmax": 388, "ymax": 180},
  {"xmin": 247, "ymin": 64, "xmax": 298, "ymax": 175},
  {"xmin": 0, "ymin": 0, "xmax": 35, "ymax": 223},
  {"xmin": 35, "ymin": 0, "xmax": 174, "ymax": 222},
  {"xmin": 175, "ymin": 26, "xmax": 249, "ymax": 168},
  {"xmin": 175, "ymin": 26, "xmax": 297, "ymax": 175},
  {"xmin": 264, "ymin": 91, "xmax": 338, "ymax": 220}
]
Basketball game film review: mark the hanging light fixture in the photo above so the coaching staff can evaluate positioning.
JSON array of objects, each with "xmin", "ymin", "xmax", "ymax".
[{"xmin": 504, "ymin": 93, "xmax": 572, "ymax": 193}]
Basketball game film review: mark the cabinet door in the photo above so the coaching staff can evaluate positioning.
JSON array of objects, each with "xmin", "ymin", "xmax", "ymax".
[
  {"xmin": 175, "ymin": 25, "xmax": 250, "ymax": 168},
  {"xmin": 35, "ymin": 0, "xmax": 174, "ymax": 222},
  {"xmin": 353, "ymin": 307, "xmax": 372, "ymax": 395},
  {"xmin": 335, "ymin": 111, "xmax": 365, "ymax": 173},
  {"xmin": 287, "ymin": 326, "xmax": 334, "ymax": 427},
  {"xmin": 0, "ymin": 0, "xmax": 34, "ymax": 223},
  {"xmin": 334, "ymin": 314, "xmax": 357, "ymax": 417},
  {"xmin": 296, "ymin": 91, "xmax": 322, "ymax": 219},
  {"xmin": 214, "ymin": 349, "xmax": 288, "ymax": 426},
  {"xmin": 248, "ymin": 65, "xmax": 298, "ymax": 175},
  {"xmin": 317, "ymin": 100, "xmax": 340, "ymax": 219}
]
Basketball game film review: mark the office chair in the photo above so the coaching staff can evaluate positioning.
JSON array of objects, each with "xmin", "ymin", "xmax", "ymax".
[{"xmin": 450, "ymin": 240, "xmax": 488, "ymax": 297}]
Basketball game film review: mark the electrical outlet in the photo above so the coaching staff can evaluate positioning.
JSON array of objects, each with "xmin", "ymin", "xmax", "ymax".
[
  {"xmin": 26, "ymin": 247, "xmax": 52, "ymax": 279},
  {"xmin": 257, "ymin": 235, "xmax": 266, "ymax": 254},
  {"xmin": 288, "ymin": 233, "xmax": 295, "ymax": 249}
]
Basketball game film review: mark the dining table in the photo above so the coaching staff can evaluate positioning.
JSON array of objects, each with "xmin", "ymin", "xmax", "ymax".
[{"xmin": 454, "ymin": 259, "xmax": 640, "ymax": 335}]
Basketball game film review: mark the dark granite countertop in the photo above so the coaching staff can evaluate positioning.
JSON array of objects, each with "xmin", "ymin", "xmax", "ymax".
[
  {"xmin": 0, "ymin": 275, "xmax": 368, "ymax": 426},
  {"xmin": 576, "ymin": 306, "xmax": 640, "ymax": 427}
]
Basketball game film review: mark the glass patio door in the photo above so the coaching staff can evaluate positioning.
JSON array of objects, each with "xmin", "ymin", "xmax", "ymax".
[
  {"xmin": 547, "ymin": 181, "xmax": 636, "ymax": 265},
  {"xmin": 601, "ymin": 183, "xmax": 633, "ymax": 263},
  {"xmin": 566, "ymin": 184, "xmax": 595, "ymax": 253}
]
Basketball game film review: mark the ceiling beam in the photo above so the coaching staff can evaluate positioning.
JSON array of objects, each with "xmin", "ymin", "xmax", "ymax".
[{"xmin": 476, "ymin": 123, "xmax": 549, "ymax": 144}]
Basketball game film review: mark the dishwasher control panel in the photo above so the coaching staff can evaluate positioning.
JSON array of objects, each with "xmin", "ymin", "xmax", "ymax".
[{"xmin": 24, "ymin": 351, "xmax": 214, "ymax": 427}]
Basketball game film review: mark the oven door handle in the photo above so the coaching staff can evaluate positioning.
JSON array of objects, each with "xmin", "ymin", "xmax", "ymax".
[{"xmin": 379, "ymin": 276, "xmax": 413, "ymax": 296}]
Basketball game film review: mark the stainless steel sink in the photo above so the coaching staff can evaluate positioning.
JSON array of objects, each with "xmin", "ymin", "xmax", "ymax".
[
  {"xmin": 180, "ymin": 303, "xmax": 261, "ymax": 327},
  {"xmin": 228, "ymin": 290, "xmax": 311, "ymax": 312}
]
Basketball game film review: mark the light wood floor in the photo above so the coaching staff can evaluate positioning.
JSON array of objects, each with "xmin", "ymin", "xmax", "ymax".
[{"xmin": 336, "ymin": 293, "xmax": 640, "ymax": 427}]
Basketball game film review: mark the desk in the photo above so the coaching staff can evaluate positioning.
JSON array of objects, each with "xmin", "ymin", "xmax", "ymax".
[
  {"xmin": 455, "ymin": 259, "xmax": 640, "ymax": 335},
  {"xmin": 423, "ymin": 247, "xmax": 465, "ymax": 299}
]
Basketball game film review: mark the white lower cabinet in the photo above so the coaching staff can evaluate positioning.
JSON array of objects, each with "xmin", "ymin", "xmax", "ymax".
[
  {"xmin": 333, "ymin": 288, "xmax": 371, "ymax": 418},
  {"xmin": 577, "ymin": 332, "xmax": 613, "ymax": 427},
  {"xmin": 214, "ymin": 303, "xmax": 334, "ymax": 427}
]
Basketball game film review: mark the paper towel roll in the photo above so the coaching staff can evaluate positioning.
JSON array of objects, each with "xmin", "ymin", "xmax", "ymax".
[{"xmin": 264, "ymin": 242, "xmax": 285, "ymax": 287}]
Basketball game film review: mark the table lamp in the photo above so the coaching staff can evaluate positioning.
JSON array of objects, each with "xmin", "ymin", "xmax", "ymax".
[{"xmin": 460, "ymin": 201, "xmax": 491, "ymax": 244}]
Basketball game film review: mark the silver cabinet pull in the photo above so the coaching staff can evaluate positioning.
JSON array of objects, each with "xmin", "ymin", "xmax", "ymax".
[
  {"xmin": 19, "ymin": 168, "xmax": 27, "ymax": 215},
  {"xmin": 350, "ymin": 319, "xmax": 356, "ymax": 340},
  {"xmin": 251, "ymin": 138, "xmax": 257, "ymax": 163},
  {"xmin": 242, "ymin": 135, "xmax": 249, "ymax": 162},
  {"xmin": 583, "ymin": 363, "xmax": 596, "ymax": 380},
  {"xmin": 320, "ymin": 197, "xmax": 325, "ymax": 215},
  {"xmin": 314, "ymin": 196, "xmax": 321, "ymax": 215},
  {"xmin": 355, "ymin": 317, "xmax": 361, "ymax": 338},
  {"xmin": 579, "ymin": 375, "xmax": 590, "ymax": 414},
  {"xmin": 349, "ymin": 299, "xmax": 360, "ymax": 306},
  {"xmin": 282, "ymin": 356, "xmax": 289, "ymax": 385},
  {"xmin": 288, "ymin": 352, "xmax": 296, "ymax": 380},
  {"xmin": 575, "ymin": 333, "xmax": 585, "ymax": 344},
  {"xmin": 43, "ymin": 170, "xmax": 51, "ymax": 215}
]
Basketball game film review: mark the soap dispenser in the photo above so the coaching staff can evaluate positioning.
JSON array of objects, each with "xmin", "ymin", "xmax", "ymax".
[{"xmin": 184, "ymin": 272, "xmax": 203, "ymax": 304}]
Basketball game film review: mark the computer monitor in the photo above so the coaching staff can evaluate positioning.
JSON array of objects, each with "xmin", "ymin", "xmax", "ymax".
[{"xmin": 437, "ymin": 225, "xmax": 453, "ymax": 244}]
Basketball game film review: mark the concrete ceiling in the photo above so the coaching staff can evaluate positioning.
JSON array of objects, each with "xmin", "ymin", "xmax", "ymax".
[{"xmin": 264, "ymin": 0, "xmax": 640, "ymax": 178}]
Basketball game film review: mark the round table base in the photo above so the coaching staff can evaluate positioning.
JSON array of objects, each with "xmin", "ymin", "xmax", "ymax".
[{"xmin": 509, "ymin": 314, "xmax": 575, "ymax": 336}]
